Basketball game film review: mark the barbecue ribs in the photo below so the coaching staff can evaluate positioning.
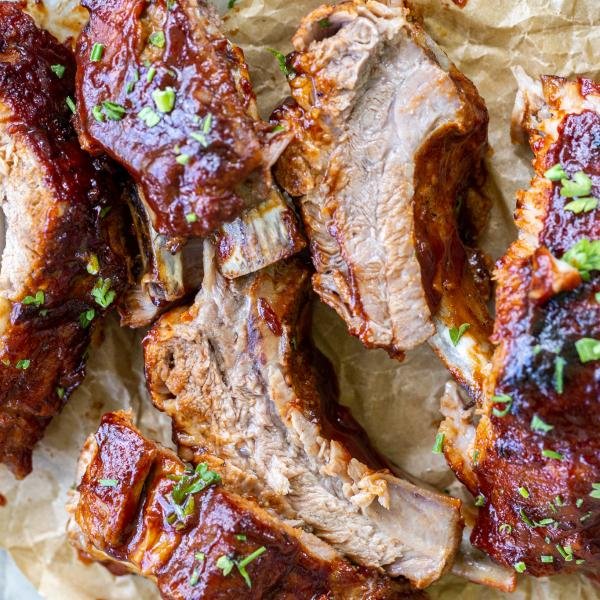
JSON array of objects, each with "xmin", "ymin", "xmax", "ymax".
[
  {"xmin": 272, "ymin": 0, "xmax": 493, "ymax": 398},
  {"xmin": 144, "ymin": 241, "xmax": 462, "ymax": 588},
  {"xmin": 0, "ymin": 5, "xmax": 128, "ymax": 478},
  {"xmin": 67, "ymin": 412, "xmax": 422, "ymax": 599},
  {"xmin": 441, "ymin": 73, "xmax": 600, "ymax": 576}
]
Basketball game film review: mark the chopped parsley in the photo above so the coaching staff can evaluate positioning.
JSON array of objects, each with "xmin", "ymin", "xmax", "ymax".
[
  {"xmin": 589, "ymin": 483, "xmax": 600, "ymax": 499},
  {"xmin": 449, "ymin": 322, "xmax": 470, "ymax": 346},
  {"xmin": 553, "ymin": 356, "xmax": 566, "ymax": 394},
  {"xmin": 514, "ymin": 561, "xmax": 526, "ymax": 573},
  {"xmin": 149, "ymin": 31, "xmax": 166, "ymax": 48},
  {"xmin": 92, "ymin": 105, "xmax": 105, "ymax": 122},
  {"xmin": 564, "ymin": 196, "xmax": 597, "ymax": 214},
  {"xmin": 491, "ymin": 394, "xmax": 513, "ymax": 418},
  {"xmin": 51, "ymin": 64, "xmax": 65, "ymax": 78},
  {"xmin": 431, "ymin": 432, "xmax": 444, "ymax": 454},
  {"xmin": 190, "ymin": 114, "xmax": 213, "ymax": 147},
  {"xmin": 22, "ymin": 290, "xmax": 45, "ymax": 307},
  {"xmin": 91, "ymin": 278, "xmax": 116, "ymax": 308},
  {"xmin": 90, "ymin": 42, "xmax": 105, "ymax": 62},
  {"xmin": 562, "ymin": 238, "xmax": 600, "ymax": 280},
  {"xmin": 518, "ymin": 487, "xmax": 530, "ymax": 499},
  {"xmin": 268, "ymin": 48, "xmax": 296, "ymax": 79},
  {"xmin": 146, "ymin": 66, "xmax": 157, "ymax": 83},
  {"xmin": 216, "ymin": 555, "xmax": 235, "ymax": 576},
  {"xmin": 138, "ymin": 106, "xmax": 161, "ymax": 128},
  {"xmin": 66, "ymin": 96, "xmax": 76, "ymax": 114},
  {"xmin": 15, "ymin": 359, "xmax": 30, "ymax": 370},
  {"xmin": 575, "ymin": 337, "xmax": 600, "ymax": 363},
  {"xmin": 79, "ymin": 309, "xmax": 95, "ymax": 328},
  {"xmin": 102, "ymin": 100, "xmax": 126, "ymax": 121},
  {"xmin": 542, "ymin": 448, "xmax": 563, "ymax": 461},
  {"xmin": 530, "ymin": 414, "xmax": 553, "ymax": 433},
  {"xmin": 152, "ymin": 87, "xmax": 176, "ymax": 113},
  {"xmin": 560, "ymin": 171, "xmax": 593, "ymax": 198},
  {"xmin": 98, "ymin": 478, "xmax": 118, "ymax": 487},
  {"xmin": 474, "ymin": 494, "xmax": 485, "ymax": 507},
  {"xmin": 544, "ymin": 163, "xmax": 567, "ymax": 181}
]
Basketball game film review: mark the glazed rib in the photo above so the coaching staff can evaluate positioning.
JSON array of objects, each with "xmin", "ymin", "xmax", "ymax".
[
  {"xmin": 272, "ymin": 0, "xmax": 493, "ymax": 398},
  {"xmin": 442, "ymin": 73, "xmax": 600, "ymax": 576},
  {"xmin": 67, "ymin": 411, "xmax": 421, "ymax": 600},
  {"xmin": 0, "ymin": 5, "xmax": 128, "ymax": 478},
  {"xmin": 144, "ymin": 241, "xmax": 462, "ymax": 588}
]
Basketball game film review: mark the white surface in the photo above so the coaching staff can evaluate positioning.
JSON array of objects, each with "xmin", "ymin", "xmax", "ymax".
[{"xmin": 0, "ymin": 550, "xmax": 39, "ymax": 600}]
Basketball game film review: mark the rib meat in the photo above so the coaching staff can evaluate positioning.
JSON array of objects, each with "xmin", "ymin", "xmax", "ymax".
[
  {"xmin": 0, "ymin": 5, "xmax": 128, "ymax": 478},
  {"xmin": 442, "ymin": 73, "xmax": 600, "ymax": 576},
  {"xmin": 67, "ymin": 411, "xmax": 421, "ymax": 600},
  {"xmin": 272, "ymin": 0, "xmax": 493, "ymax": 398},
  {"xmin": 144, "ymin": 241, "xmax": 462, "ymax": 588}
]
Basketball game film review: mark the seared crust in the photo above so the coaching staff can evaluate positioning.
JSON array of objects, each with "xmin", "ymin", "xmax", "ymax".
[
  {"xmin": 449, "ymin": 75, "xmax": 600, "ymax": 576},
  {"xmin": 68, "ymin": 412, "xmax": 422, "ymax": 600},
  {"xmin": 0, "ymin": 5, "xmax": 128, "ymax": 478},
  {"xmin": 75, "ymin": 0, "xmax": 284, "ymax": 237}
]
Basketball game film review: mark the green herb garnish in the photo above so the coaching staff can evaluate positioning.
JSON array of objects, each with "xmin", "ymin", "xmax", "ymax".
[
  {"xmin": 216, "ymin": 555, "xmax": 235, "ymax": 576},
  {"xmin": 98, "ymin": 478, "xmax": 118, "ymax": 487},
  {"xmin": 518, "ymin": 487, "xmax": 530, "ymax": 499},
  {"xmin": 564, "ymin": 197, "xmax": 597, "ymax": 214},
  {"xmin": 514, "ymin": 561, "xmax": 526, "ymax": 573},
  {"xmin": 15, "ymin": 359, "xmax": 30, "ymax": 370},
  {"xmin": 237, "ymin": 546, "xmax": 266, "ymax": 588},
  {"xmin": 176, "ymin": 153, "xmax": 190, "ymax": 165},
  {"xmin": 90, "ymin": 42, "xmax": 105, "ymax": 62},
  {"xmin": 185, "ymin": 213, "xmax": 198, "ymax": 223},
  {"xmin": 102, "ymin": 100, "xmax": 126, "ymax": 121},
  {"xmin": 499, "ymin": 523, "xmax": 512, "ymax": 535},
  {"xmin": 544, "ymin": 163, "xmax": 566, "ymax": 181},
  {"xmin": 91, "ymin": 278, "xmax": 116, "ymax": 308},
  {"xmin": 86, "ymin": 253, "xmax": 100, "ymax": 275},
  {"xmin": 553, "ymin": 356, "xmax": 566, "ymax": 394},
  {"xmin": 540, "ymin": 555, "xmax": 554, "ymax": 563},
  {"xmin": 530, "ymin": 414, "xmax": 553, "ymax": 433},
  {"xmin": 318, "ymin": 17, "xmax": 332, "ymax": 28},
  {"xmin": 138, "ymin": 106, "xmax": 161, "ymax": 128},
  {"xmin": 560, "ymin": 171, "xmax": 593, "ymax": 198},
  {"xmin": 56, "ymin": 386, "xmax": 65, "ymax": 399},
  {"xmin": 22, "ymin": 290, "xmax": 45, "ymax": 307},
  {"xmin": 66, "ymin": 96, "xmax": 76, "ymax": 114},
  {"xmin": 92, "ymin": 105, "xmax": 105, "ymax": 122},
  {"xmin": 491, "ymin": 394, "xmax": 513, "ymax": 418},
  {"xmin": 51, "ymin": 64, "xmax": 65, "ymax": 78},
  {"xmin": 449, "ymin": 322, "xmax": 470, "ymax": 346},
  {"xmin": 432, "ymin": 432, "xmax": 444, "ymax": 454},
  {"xmin": 575, "ymin": 337, "xmax": 600, "ymax": 363},
  {"xmin": 146, "ymin": 66, "xmax": 157, "ymax": 83},
  {"xmin": 79, "ymin": 309, "xmax": 95, "ymax": 328},
  {"xmin": 268, "ymin": 48, "xmax": 295, "ymax": 79},
  {"xmin": 474, "ymin": 494, "xmax": 485, "ymax": 507},
  {"xmin": 542, "ymin": 449, "xmax": 564, "ymax": 461},
  {"xmin": 149, "ymin": 31, "xmax": 166, "ymax": 48},
  {"xmin": 152, "ymin": 87, "xmax": 176, "ymax": 113},
  {"xmin": 589, "ymin": 483, "xmax": 600, "ymax": 499},
  {"xmin": 562, "ymin": 238, "xmax": 600, "ymax": 280}
]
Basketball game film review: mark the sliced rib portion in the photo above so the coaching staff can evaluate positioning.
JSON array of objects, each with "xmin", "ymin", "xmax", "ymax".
[
  {"xmin": 144, "ymin": 242, "xmax": 462, "ymax": 588},
  {"xmin": 272, "ymin": 0, "xmax": 492, "ymax": 397},
  {"xmin": 0, "ymin": 5, "xmax": 128, "ymax": 478},
  {"xmin": 67, "ymin": 411, "xmax": 420, "ymax": 600},
  {"xmin": 443, "ymin": 73, "xmax": 600, "ymax": 576}
]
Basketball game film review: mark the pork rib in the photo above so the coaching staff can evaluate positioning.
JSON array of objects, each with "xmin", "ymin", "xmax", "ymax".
[
  {"xmin": 272, "ymin": 0, "xmax": 493, "ymax": 398},
  {"xmin": 0, "ymin": 5, "xmax": 128, "ymax": 478},
  {"xmin": 144, "ymin": 241, "xmax": 462, "ymax": 588},
  {"xmin": 442, "ymin": 73, "xmax": 600, "ymax": 576},
  {"xmin": 67, "ymin": 411, "xmax": 421, "ymax": 600}
]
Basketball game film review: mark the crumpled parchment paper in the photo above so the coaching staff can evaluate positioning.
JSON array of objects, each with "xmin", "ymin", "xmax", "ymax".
[{"xmin": 1, "ymin": 0, "xmax": 599, "ymax": 598}]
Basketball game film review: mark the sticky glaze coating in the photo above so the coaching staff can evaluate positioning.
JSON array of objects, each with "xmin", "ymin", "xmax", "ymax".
[
  {"xmin": 463, "ymin": 77, "xmax": 600, "ymax": 576},
  {"xmin": 0, "ymin": 5, "xmax": 128, "ymax": 478},
  {"xmin": 71, "ymin": 412, "xmax": 421, "ymax": 600},
  {"xmin": 75, "ymin": 0, "xmax": 280, "ymax": 237}
]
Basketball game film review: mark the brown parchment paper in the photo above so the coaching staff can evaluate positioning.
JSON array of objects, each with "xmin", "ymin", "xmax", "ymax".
[{"xmin": 1, "ymin": 0, "xmax": 599, "ymax": 598}]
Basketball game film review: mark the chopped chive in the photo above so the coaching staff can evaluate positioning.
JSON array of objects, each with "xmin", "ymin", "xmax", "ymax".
[
  {"xmin": 474, "ymin": 494, "xmax": 485, "ymax": 507},
  {"xmin": 596, "ymin": 292, "xmax": 600, "ymax": 303},
  {"xmin": 432, "ymin": 432, "xmax": 444, "ymax": 454},
  {"xmin": 66, "ymin": 96, "xmax": 76, "ymax": 113},
  {"xmin": 126, "ymin": 69, "xmax": 139, "ymax": 94},
  {"xmin": 86, "ymin": 253, "xmax": 100, "ymax": 275},
  {"xmin": 491, "ymin": 394, "xmax": 513, "ymax": 418},
  {"xmin": 514, "ymin": 561, "xmax": 526, "ymax": 573},
  {"xmin": 532, "ymin": 344, "xmax": 542, "ymax": 355},
  {"xmin": 271, "ymin": 124, "xmax": 286, "ymax": 133},
  {"xmin": 544, "ymin": 163, "xmax": 566, "ymax": 181},
  {"xmin": 553, "ymin": 356, "xmax": 566, "ymax": 394},
  {"xmin": 237, "ymin": 546, "xmax": 266, "ymax": 588},
  {"xmin": 152, "ymin": 87, "xmax": 176, "ymax": 113},
  {"xmin": 189, "ymin": 568, "xmax": 200, "ymax": 586},
  {"xmin": 202, "ymin": 113, "xmax": 213, "ymax": 134},
  {"xmin": 554, "ymin": 495, "xmax": 564, "ymax": 507},
  {"xmin": 176, "ymin": 153, "xmax": 190, "ymax": 165},
  {"xmin": 90, "ymin": 42, "xmax": 105, "ymax": 62},
  {"xmin": 562, "ymin": 238, "xmax": 600, "ymax": 281},
  {"xmin": 195, "ymin": 552, "xmax": 205, "ymax": 561},
  {"xmin": 235, "ymin": 534, "xmax": 247, "ymax": 541},
  {"xmin": 555, "ymin": 544, "xmax": 573, "ymax": 561},
  {"xmin": 146, "ymin": 66, "xmax": 157, "ymax": 83},
  {"xmin": 449, "ymin": 322, "xmax": 470, "ymax": 346},
  {"xmin": 22, "ymin": 290, "xmax": 45, "ymax": 307},
  {"xmin": 564, "ymin": 197, "xmax": 598, "ymax": 214},
  {"xmin": 190, "ymin": 131, "xmax": 209, "ymax": 147},
  {"xmin": 51, "ymin": 64, "xmax": 65, "ymax": 78},
  {"xmin": 576, "ymin": 498, "xmax": 584, "ymax": 507},
  {"xmin": 540, "ymin": 555, "xmax": 554, "ymax": 563},
  {"xmin": 15, "ymin": 359, "xmax": 30, "ymax": 370},
  {"xmin": 498, "ymin": 523, "xmax": 512, "ymax": 535},
  {"xmin": 518, "ymin": 487, "xmax": 530, "ymax": 499},
  {"xmin": 472, "ymin": 449, "xmax": 480, "ymax": 465},
  {"xmin": 267, "ymin": 48, "xmax": 296, "ymax": 79},
  {"xmin": 575, "ymin": 338, "xmax": 600, "ymax": 363},
  {"xmin": 185, "ymin": 212, "xmax": 198, "ymax": 223},
  {"xmin": 102, "ymin": 100, "xmax": 126, "ymax": 120},
  {"xmin": 138, "ymin": 106, "xmax": 161, "ymax": 128},
  {"xmin": 535, "ymin": 518, "xmax": 556, "ymax": 527},
  {"xmin": 530, "ymin": 414, "xmax": 553, "ymax": 433},
  {"xmin": 149, "ymin": 30, "xmax": 166, "ymax": 48},
  {"xmin": 580, "ymin": 511, "xmax": 593, "ymax": 522},
  {"xmin": 590, "ymin": 483, "xmax": 600, "ymax": 499},
  {"xmin": 98, "ymin": 478, "xmax": 118, "ymax": 487},
  {"xmin": 542, "ymin": 449, "xmax": 564, "ymax": 461},
  {"xmin": 92, "ymin": 105, "xmax": 105, "ymax": 122},
  {"xmin": 56, "ymin": 386, "xmax": 65, "ymax": 399},
  {"xmin": 91, "ymin": 277, "xmax": 116, "ymax": 308},
  {"xmin": 519, "ymin": 508, "xmax": 534, "ymax": 527},
  {"xmin": 79, "ymin": 308, "xmax": 96, "ymax": 328},
  {"xmin": 560, "ymin": 171, "xmax": 593, "ymax": 198},
  {"xmin": 576, "ymin": 559, "xmax": 586, "ymax": 565}
]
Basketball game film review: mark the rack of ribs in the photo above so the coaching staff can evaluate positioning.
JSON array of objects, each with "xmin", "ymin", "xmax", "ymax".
[
  {"xmin": 441, "ymin": 72, "xmax": 600, "ymax": 576},
  {"xmin": 67, "ymin": 411, "xmax": 422, "ymax": 599},
  {"xmin": 144, "ymin": 240, "xmax": 462, "ymax": 588},
  {"xmin": 0, "ymin": 5, "xmax": 128, "ymax": 478},
  {"xmin": 75, "ymin": 0, "xmax": 304, "ymax": 325},
  {"xmin": 272, "ymin": 0, "xmax": 493, "ymax": 399}
]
